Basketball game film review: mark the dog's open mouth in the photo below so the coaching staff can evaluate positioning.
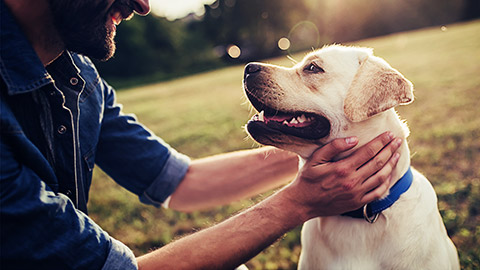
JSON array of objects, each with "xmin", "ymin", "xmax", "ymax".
[{"xmin": 246, "ymin": 93, "xmax": 330, "ymax": 140}]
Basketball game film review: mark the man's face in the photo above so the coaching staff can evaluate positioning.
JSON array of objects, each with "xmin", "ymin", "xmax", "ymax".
[{"xmin": 48, "ymin": 0, "xmax": 150, "ymax": 61}]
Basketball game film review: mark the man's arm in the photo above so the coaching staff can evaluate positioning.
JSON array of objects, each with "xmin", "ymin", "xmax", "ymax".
[
  {"xmin": 168, "ymin": 146, "xmax": 298, "ymax": 212},
  {"xmin": 137, "ymin": 132, "xmax": 402, "ymax": 269}
]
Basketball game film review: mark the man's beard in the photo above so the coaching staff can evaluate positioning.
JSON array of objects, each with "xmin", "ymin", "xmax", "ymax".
[{"xmin": 48, "ymin": 0, "xmax": 118, "ymax": 61}]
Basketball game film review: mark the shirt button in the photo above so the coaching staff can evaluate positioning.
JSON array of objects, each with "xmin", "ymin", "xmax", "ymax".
[
  {"xmin": 57, "ymin": 125, "xmax": 67, "ymax": 134},
  {"xmin": 70, "ymin": 77, "xmax": 79, "ymax": 86},
  {"xmin": 65, "ymin": 190, "xmax": 72, "ymax": 196}
]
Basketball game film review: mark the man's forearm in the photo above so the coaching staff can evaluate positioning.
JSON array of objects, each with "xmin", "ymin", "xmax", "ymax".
[
  {"xmin": 137, "ymin": 187, "xmax": 303, "ymax": 270},
  {"xmin": 169, "ymin": 147, "xmax": 298, "ymax": 212},
  {"xmin": 139, "ymin": 134, "xmax": 401, "ymax": 269}
]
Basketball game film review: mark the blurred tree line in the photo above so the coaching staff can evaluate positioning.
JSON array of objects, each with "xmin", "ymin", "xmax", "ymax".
[{"xmin": 94, "ymin": 0, "xmax": 479, "ymax": 88}]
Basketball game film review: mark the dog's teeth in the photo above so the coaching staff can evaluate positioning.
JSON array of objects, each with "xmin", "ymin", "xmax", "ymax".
[
  {"xmin": 290, "ymin": 118, "xmax": 299, "ymax": 124},
  {"xmin": 283, "ymin": 120, "xmax": 289, "ymax": 125},
  {"xmin": 258, "ymin": 111, "xmax": 265, "ymax": 122},
  {"xmin": 298, "ymin": 114, "xmax": 307, "ymax": 123}
]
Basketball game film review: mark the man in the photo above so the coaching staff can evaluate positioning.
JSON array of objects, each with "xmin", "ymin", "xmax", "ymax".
[{"xmin": 0, "ymin": 0, "xmax": 402, "ymax": 269}]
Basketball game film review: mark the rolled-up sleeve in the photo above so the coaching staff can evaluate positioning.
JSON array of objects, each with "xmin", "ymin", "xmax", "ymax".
[
  {"xmin": 102, "ymin": 238, "xmax": 137, "ymax": 270},
  {"xmin": 95, "ymin": 80, "xmax": 190, "ymax": 207},
  {"xmin": 0, "ymin": 140, "xmax": 135, "ymax": 269},
  {"xmin": 139, "ymin": 147, "xmax": 190, "ymax": 207}
]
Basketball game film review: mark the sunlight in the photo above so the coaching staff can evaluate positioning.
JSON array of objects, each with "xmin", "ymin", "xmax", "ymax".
[{"xmin": 151, "ymin": 0, "xmax": 216, "ymax": 20}]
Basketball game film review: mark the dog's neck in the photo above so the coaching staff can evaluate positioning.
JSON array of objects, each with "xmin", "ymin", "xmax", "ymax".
[
  {"xmin": 296, "ymin": 109, "xmax": 411, "ymax": 195},
  {"xmin": 343, "ymin": 109, "xmax": 411, "ymax": 192}
]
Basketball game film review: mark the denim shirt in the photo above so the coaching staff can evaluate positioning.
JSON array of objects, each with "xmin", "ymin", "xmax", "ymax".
[{"xmin": 0, "ymin": 2, "xmax": 190, "ymax": 269}]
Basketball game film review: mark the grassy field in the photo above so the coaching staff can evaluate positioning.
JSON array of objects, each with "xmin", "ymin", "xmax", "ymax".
[{"xmin": 88, "ymin": 20, "xmax": 480, "ymax": 269}]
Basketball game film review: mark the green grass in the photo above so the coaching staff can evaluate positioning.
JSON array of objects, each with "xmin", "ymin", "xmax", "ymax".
[{"xmin": 88, "ymin": 20, "xmax": 480, "ymax": 269}]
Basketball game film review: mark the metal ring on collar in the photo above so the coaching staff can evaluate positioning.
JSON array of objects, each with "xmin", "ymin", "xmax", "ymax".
[{"xmin": 363, "ymin": 204, "xmax": 379, "ymax": 223}]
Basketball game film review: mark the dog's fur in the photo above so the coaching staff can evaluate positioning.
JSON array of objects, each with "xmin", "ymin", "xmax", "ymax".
[{"xmin": 243, "ymin": 45, "xmax": 459, "ymax": 269}]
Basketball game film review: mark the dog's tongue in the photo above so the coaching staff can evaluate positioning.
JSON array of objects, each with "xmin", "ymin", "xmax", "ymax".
[
  {"xmin": 266, "ymin": 115, "xmax": 291, "ymax": 122},
  {"xmin": 259, "ymin": 111, "xmax": 314, "ymax": 128},
  {"xmin": 250, "ymin": 110, "xmax": 331, "ymax": 140}
]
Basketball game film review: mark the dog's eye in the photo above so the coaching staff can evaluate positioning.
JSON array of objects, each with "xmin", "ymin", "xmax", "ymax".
[{"xmin": 305, "ymin": 63, "xmax": 325, "ymax": 73}]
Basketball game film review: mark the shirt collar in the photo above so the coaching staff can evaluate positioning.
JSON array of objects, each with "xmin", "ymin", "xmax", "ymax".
[{"xmin": 0, "ymin": 0, "xmax": 54, "ymax": 95}]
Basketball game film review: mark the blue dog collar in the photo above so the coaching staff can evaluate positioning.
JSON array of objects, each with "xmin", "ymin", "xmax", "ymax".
[{"xmin": 342, "ymin": 166, "xmax": 413, "ymax": 223}]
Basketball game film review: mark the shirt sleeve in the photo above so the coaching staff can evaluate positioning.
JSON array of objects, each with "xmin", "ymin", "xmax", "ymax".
[
  {"xmin": 102, "ymin": 238, "xmax": 137, "ymax": 270},
  {"xmin": 0, "ymin": 140, "xmax": 137, "ymax": 270},
  {"xmin": 95, "ymin": 80, "xmax": 190, "ymax": 207}
]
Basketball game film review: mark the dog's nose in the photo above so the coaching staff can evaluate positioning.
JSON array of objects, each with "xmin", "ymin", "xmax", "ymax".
[
  {"xmin": 132, "ymin": 0, "xmax": 150, "ymax": 15},
  {"xmin": 244, "ymin": 63, "xmax": 261, "ymax": 78}
]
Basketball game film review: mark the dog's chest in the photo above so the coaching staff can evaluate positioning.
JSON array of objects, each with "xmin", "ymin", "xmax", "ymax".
[
  {"xmin": 300, "ymin": 215, "xmax": 412, "ymax": 269},
  {"xmin": 298, "ymin": 172, "xmax": 453, "ymax": 270}
]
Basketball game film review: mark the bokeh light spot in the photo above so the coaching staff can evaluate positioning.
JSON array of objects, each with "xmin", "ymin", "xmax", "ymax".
[
  {"xmin": 278, "ymin": 37, "xmax": 291, "ymax": 50},
  {"xmin": 227, "ymin": 45, "xmax": 241, "ymax": 58}
]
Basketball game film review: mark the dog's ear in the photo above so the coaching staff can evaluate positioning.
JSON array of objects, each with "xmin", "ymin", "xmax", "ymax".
[{"xmin": 344, "ymin": 55, "xmax": 414, "ymax": 122}]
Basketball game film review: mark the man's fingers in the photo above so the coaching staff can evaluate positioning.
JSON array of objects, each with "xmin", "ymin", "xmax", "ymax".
[
  {"xmin": 361, "ymin": 175, "xmax": 391, "ymax": 204},
  {"xmin": 360, "ymin": 152, "xmax": 400, "ymax": 204},
  {"xmin": 357, "ymin": 137, "xmax": 402, "ymax": 177},
  {"xmin": 309, "ymin": 137, "xmax": 358, "ymax": 165},
  {"xmin": 347, "ymin": 132, "xmax": 396, "ymax": 169}
]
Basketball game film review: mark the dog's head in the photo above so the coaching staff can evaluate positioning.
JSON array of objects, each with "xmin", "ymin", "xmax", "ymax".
[{"xmin": 243, "ymin": 45, "xmax": 413, "ymax": 158}]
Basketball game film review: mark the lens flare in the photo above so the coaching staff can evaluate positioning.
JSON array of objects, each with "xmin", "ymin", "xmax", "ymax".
[{"xmin": 287, "ymin": 21, "xmax": 320, "ymax": 52}]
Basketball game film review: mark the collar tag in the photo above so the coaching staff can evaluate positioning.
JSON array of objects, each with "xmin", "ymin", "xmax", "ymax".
[{"xmin": 363, "ymin": 204, "xmax": 379, "ymax": 223}]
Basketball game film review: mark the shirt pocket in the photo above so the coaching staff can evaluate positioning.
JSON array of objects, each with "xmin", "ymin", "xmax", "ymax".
[{"xmin": 83, "ymin": 148, "xmax": 96, "ymax": 195}]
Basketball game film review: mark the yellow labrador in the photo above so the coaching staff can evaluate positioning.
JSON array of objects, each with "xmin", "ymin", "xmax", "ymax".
[{"xmin": 243, "ymin": 45, "xmax": 459, "ymax": 269}]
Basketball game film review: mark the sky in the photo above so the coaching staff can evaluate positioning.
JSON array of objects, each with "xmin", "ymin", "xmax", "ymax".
[{"xmin": 151, "ymin": 0, "xmax": 216, "ymax": 20}]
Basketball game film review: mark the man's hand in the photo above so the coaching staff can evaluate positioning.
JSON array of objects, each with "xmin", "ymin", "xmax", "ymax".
[
  {"xmin": 284, "ymin": 132, "xmax": 402, "ymax": 221},
  {"xmin": 137, "ymin": 132, "xmax": 402, "ymax": 269}
]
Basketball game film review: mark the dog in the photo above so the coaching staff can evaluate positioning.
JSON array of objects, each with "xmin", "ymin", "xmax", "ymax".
[{"xmin": 243, "ymin": 45, "xmax": 459, "ymax": 269}]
